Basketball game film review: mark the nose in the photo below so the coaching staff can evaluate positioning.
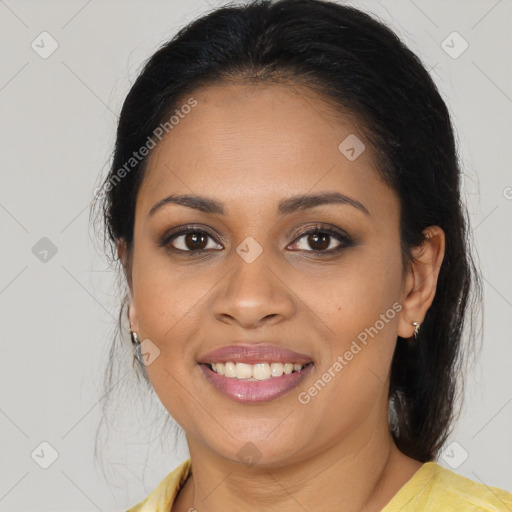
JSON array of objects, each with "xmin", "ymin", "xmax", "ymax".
[{"xmin": 211, "ymin": 251, "xmax": 295, "ymax": 329}]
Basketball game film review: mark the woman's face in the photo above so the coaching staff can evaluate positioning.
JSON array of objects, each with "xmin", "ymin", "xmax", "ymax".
[{"xmin": 125, "ymin": 82, "xmax": 427, "ymax": 466}]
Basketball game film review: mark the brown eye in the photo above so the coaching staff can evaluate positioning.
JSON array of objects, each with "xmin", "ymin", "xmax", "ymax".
[
  {"xmin": 306, "ymin": 233, "xmax": 331, "ymax": 251},
  {"xmin": 287, "ymin": 225, "xmax": 354, "ymax": 254},
  {"xmin": 166, "ymin": 229, "xmax": 223, "ymax": 252},
  {"xmin": 184, "ymin": 232, "xmax": 208, "ymax": 250}
]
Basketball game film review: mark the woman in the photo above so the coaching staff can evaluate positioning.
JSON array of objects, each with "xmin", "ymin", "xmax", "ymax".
[{"xmin": 95, "ymin": 0, "xmax": 512, "ymax": 510}]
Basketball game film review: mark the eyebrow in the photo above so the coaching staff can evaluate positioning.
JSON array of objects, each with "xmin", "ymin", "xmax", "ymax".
[{"xmin": 148, "ymin": 192, "xmax": 370, "ymax": 217}]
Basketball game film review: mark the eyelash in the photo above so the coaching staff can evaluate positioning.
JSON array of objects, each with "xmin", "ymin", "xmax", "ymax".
[{"xmin": 159, "ymin": 223, "xmax": 354, "ymax": 257}]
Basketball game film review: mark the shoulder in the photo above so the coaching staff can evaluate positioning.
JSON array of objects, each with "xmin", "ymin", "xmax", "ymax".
[
  {"xmin": 384, "ymin": 461, "xmax": 512, "ymax": 512},
  {"xmin": 429, "ymin": 462, "xmax": 512, "ymax": 511},
  {"xmin": 126, "ymin": 459, "xmax": 192, "ymax": 512}
]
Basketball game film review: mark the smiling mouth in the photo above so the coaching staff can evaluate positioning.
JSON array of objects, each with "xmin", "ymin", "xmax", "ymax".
[
  {"xmin": 204, "ymin": 361, "xmax": 314, "ymax": 381},
  {"xmin": 199, "ymin": 361, "xmax": 315, "ymax": 403}
]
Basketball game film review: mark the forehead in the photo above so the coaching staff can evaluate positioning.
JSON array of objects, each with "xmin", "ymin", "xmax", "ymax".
[{"xmin": 137, "ymin": 82, "xmax": 398, "ymax": 220}]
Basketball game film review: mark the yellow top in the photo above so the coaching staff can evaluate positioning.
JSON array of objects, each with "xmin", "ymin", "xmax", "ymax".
[{"xmin": 126, "ymin": 459, "xmax": 512, "ymax": 512}]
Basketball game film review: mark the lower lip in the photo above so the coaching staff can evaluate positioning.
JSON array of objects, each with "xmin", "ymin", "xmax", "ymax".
[{"xmin": 199, "ymin": 363, "xmax": 314, "ymax": 403}]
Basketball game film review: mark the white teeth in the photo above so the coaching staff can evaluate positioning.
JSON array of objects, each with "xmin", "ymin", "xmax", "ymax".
[
  {"xmin": 236, "ymin": 362, "xmax": 253, "ymax": 380},
  {"xmin": 209, "ymin": 361, "xmax": 308, "ymax": 381},
  {"xmin": 224, "ymin": 362, "xmax": 236, "ymax": 378},
  {"xmin": 283, "ymin": 363, "xmax": 293, "ymax": 375},
  {"xmin": 253, "ymin": 363, "xmax": 271, "ymax": 381},
  {"xmin": 270, "ymin": 362, "xmax": 284, "ymax": 377}
]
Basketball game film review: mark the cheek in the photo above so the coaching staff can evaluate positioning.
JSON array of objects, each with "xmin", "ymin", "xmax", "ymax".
[
  {"xmin": 295, "ymin": 259, "xmax": 401, "ymax": 438},
  {"xmin": 131, "ymin": 251, "xmax": 207, "ymax": 430},
  {"xmin": 130, "ymin": 246, "xmax": 213, "ymax": 390},
  {"xmin": 293, "ymin": 240, "xmax": 403, "ymax": 394},
  {"xmin": 299, "ymin": 244, "xmax": 402, "ymax": 340},
  {"xmin": 132, "ymin": 242, "xmax": 205, "ymax": 331}
]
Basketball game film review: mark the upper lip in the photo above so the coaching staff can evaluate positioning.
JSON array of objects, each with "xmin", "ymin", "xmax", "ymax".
[{"xmin": 198, "ymin": 342, "xmax": 314, "ymax": 365}]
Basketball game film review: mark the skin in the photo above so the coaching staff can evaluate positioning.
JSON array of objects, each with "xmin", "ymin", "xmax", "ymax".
[{"xmin": 118, "ymin": 82, "xmax": 445, "ymax": 512}]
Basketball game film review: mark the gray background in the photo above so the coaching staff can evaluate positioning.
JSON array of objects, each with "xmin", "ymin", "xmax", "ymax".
[{"xmin": 1, "ymin": 0, "xmax": 511, "ymax": 510}]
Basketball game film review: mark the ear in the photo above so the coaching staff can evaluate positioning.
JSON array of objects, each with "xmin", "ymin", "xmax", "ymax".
[
  {"xmin": 127, "ymin": 300, "xmax": 139, "ymax": 333},
  {"xmin": 117, "ymin": 239, "xmax": 139, "ymax": 332},
  {"xmin": 117, "ymin": 238, "xmax": 128, "ymax": 275},
  {"xmin": 397, "ymin": 226, "xmax": 446, "ymax": 339},
  {"xmin": 117, "ymin": 238, "xmax": 134, "ymax": 286}
]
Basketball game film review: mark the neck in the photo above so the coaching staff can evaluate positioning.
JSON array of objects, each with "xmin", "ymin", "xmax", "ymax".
[{"xmin": 174, "ymin": 411, "xmax": 423, "ymax": 512}]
